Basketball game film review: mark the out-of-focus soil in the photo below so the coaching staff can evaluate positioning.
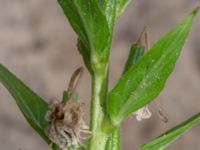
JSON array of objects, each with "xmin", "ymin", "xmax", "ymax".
[{"xmin": 0, "ymin": 0, "xmax": 200, "ymax": 150}]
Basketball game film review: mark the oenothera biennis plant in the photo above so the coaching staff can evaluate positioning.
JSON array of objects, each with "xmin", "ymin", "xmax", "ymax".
[{"xmin": 0, "ymin": 1, "xmax": 200, "ymax": 150}]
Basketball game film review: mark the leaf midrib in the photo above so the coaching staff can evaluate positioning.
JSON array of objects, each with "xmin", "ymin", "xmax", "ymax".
[{"xmin": 116, "ymin": 23, "xmax": 189, "ymax": 120}]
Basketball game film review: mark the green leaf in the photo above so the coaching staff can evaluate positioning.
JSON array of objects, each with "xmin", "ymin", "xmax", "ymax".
[
  {"xmin": 106, "ymin": 128, "xmax": 121, "ymax": 150},
  {"xmin": 138, "ymin": 112, "xmax": 200, "ymax": 150},
  {"xmin": 116, "ymin": 0, "xmax": 132, "ymax": 16},
  {"xmin": 123, "ymin": 27, "xmax": 149, "ymax": 74},
  {"xmin": 101, "ymin": 0, "xmax": 116, "ymax": 31},
  {"xmin": 58, "ymin": 0, "xmax": 111, "ymax": 66},
  {"xmin": 123, "ymin": 44, "xmax": 145, "ymax": 74},
  {"xmin": 0, "ymin": 64, "xmax": 50, "ymax": 143},
  {"xmin": 105, "ymin": 36, "xmax": 145, "ymax": 150},
  {"xmin": 108, "ymin": 7, "xmax": 199, "ymax": 125},
  {"xmin": 77, "ymin": 39, "xmax": 92, "ymax": 72},
  {"xmin": 105, "ymin": 34, "xmax": 145, "ymax": 150}
]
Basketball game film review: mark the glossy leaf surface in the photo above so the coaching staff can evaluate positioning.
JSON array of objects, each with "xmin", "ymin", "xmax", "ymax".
[
  {"xmin": 58, "ymin": 0, "xmax": 111, "ymax": 65},
  {"xmin": 0, "ymin": 64, "xmax": 50, "ymax": 143},
  {"xmin": 108, "ymin": 7, "xmax": 199, "ymax": 125},
  {"xmin": 123, "ymin": 44, "xmax": 145, "ymax": 74}
]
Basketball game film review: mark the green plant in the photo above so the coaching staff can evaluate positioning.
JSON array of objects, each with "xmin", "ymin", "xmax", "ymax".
[{"xmin": 0, "ymin": 1, "xmax": 200, "ymax": 150}]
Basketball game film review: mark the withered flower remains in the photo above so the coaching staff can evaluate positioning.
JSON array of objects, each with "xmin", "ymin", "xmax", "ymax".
[{"xmin": 45, "ymin": 67, "xmax": 91, "ymax": 149}]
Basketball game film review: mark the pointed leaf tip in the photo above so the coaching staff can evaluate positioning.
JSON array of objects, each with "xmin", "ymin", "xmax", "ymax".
[{"xmin": 108, "ymin": 7, "xmax": 199, "ymax": 125}]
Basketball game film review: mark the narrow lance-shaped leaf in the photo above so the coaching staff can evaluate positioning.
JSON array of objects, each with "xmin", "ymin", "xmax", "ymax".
[
  {"xmin": 138, "ymin": 112, "xmax": 200, "ymax": 150},
  {"xmin": 105, "ymin": 28, "xmax": 146, "ymax": 150},
  {"xmin": 105, "ymin": 46, "xmax": 144, "ymax": 150},
  {"xmin": 123, "ymin": 27, "xmax": 155, "ymax": 122},
  {"xmin": 58, "ymin": 0, "xmax": 111, "ymax": 66},
  {"xmin": 0, "ymin": 64, "xmax": 50, "ymax": 143},
  {"xmin": 108, "ymin": 7, "xmax": 199, "ymax": 125}
]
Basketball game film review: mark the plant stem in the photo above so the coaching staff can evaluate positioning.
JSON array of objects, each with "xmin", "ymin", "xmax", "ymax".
[
  {"xmin": 105, "ymin": 128, "xmax": 121, "ymax": 150},
  {"xmin": 89, "ymin": 65, "xmax": 109, "ymax": 150}
]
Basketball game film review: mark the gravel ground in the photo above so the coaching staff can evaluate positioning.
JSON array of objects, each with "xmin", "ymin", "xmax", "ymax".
[{"xmin": 0, "ymin": 0, "xmax": 200, "ymax": 150}]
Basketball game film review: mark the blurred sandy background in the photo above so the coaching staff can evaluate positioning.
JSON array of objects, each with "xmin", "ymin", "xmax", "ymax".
[{"xmin": 0, "ymin": 0, "xmax": 200, "ymax": 149}]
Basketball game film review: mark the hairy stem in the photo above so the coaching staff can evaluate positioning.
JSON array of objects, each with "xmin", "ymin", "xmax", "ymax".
[{"xmin": 89, "ymin": 65, "xmax": 109, "ymax": 150}]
